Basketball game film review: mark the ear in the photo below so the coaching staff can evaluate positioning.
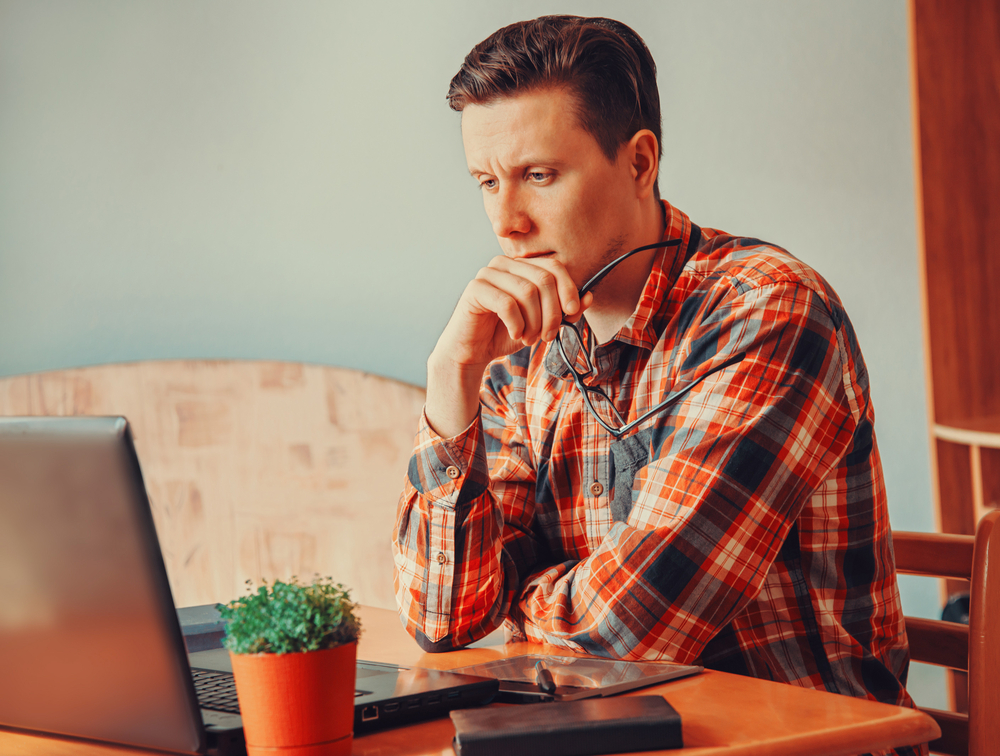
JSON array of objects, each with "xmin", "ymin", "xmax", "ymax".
[{"xmin": 625, "ymin": 129, "xmax": 659, "ymax": 200}]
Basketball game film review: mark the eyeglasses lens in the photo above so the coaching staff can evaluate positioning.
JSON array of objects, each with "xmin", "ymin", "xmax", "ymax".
[
  {"xmin": 557, "ymin": 324, "xmax": 591, "ymax": 377},
  {"xmin": 558, "ymin": 325, "xmax": 623, "ymax": 430}
]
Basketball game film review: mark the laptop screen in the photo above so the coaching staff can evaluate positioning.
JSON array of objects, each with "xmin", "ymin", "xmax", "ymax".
[{"xmin": 0, "ymin": 417, "xmax": 205, "ymax": 753}]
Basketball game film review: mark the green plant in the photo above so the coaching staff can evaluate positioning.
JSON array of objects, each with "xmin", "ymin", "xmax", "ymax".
[{"xmin": 217, "ymin": 576, "xmax": 362, "ymax": 655}]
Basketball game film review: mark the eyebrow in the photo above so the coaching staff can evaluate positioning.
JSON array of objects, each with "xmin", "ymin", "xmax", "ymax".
[{"xmin": 467, "ymin": 158, "xmax": 568, "ymax": 178}]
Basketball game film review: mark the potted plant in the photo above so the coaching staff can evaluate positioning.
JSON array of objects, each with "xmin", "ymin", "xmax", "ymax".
[{"xmin": 217, "ymin": 576, "xmax": 362, "ymax": 756}]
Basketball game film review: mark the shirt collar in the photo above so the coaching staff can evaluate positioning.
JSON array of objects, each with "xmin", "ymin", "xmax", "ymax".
[
  {"xmin": 543, "ymin": 200, "xmax": 696, "ymax": 379},
  {"xmin": 609, "ymin": 199, "xmax": 695, "ymax": 351}
]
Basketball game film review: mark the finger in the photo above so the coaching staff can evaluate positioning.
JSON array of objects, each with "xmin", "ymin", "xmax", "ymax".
[
  {"xmin": 502, "ymin": 263, "xmax": 563, "ymax": 342},
  {"xmin": 473, "ymin": 268, "xmax": 542, "ymax": 342},
  {"xmin": 488, "ymin": 257, "xmax": 576, "ymax": 341},
  {"xmin": 566, "ymin": 291, "xmax": 594, "ymax": 324},
  {"xmin": 466, "ymin": 278, "xmax": 527, "ymax": 342},
  {"xmin": 506, "ymin": 256, "xmax": 581, "ymax": 318}
]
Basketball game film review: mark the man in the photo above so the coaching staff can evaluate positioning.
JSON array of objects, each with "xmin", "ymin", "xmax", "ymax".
[{"xmin": 393, "ymin": 13, "xmax": 917, "ymax": 740}]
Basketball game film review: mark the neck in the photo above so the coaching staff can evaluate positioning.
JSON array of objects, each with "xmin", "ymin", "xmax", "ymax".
[{"xmin": 585, "ymin": 199, "xmax": 668, "ymax": 344}]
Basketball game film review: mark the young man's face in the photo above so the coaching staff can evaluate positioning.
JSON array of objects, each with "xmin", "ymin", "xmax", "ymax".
[{"xmin": 461, "ymin": 87, "xmax": 645, "ymax": 291}]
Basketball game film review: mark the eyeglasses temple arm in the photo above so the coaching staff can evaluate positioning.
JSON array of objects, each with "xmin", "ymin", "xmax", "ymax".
[
  {"xmin": 614, "ymin": 350, "xmax": 748, "ymax": 438},
  {"xmin": 578, "ymin": 239, "xmax": 682, "ymax": 297}
]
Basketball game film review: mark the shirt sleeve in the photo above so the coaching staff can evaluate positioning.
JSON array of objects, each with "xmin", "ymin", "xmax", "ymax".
[
  {"xmin": 392, "ymin": 354, "xmax": 542, "ymax": 651},
  {"xmin": 511, "ymin": 280, "xmax": 863, "ymax": 663}
]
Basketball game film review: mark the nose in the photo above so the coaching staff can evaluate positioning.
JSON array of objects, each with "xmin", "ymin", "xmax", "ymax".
[{"xmin": 490, "ymin": 184, "xmax": 531, "ymax": 240}]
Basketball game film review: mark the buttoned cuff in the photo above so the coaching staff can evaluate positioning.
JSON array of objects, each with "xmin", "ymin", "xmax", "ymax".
[{"xmin": 406, "ymin": 406, "xmax": 487, "ymax": 511}]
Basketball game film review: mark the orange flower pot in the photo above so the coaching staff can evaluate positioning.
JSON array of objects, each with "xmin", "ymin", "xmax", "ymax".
[{"xmin": 229, "ymin": 642, "xmax": 357, "ymax": 756}]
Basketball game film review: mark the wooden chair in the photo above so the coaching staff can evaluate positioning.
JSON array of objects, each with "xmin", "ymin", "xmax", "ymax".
[
  {"xmin": 0, "ymin": 360, "xmax": 425, "ymax": 612},
  {"xmin": 893, "ymin": 509, "xmax": 1000, "ymax": 756}
]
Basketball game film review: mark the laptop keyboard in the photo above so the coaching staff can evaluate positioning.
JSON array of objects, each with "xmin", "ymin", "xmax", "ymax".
[
  {"xmin": 191, "ymin": 667, "xmax": 372, "ymax": 715},
  {"xmin": 191, "ymin": 668, "xmax": 241, "ymax": 714}
]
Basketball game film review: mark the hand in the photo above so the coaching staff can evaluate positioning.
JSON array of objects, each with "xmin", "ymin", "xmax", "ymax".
[
  {"xmin": 425, "ymin": 255, "xmax": 593, "ymax": 438},
  {"xmin": 439, "ymin": 255, "xmax": 592, "ymax": 365}
]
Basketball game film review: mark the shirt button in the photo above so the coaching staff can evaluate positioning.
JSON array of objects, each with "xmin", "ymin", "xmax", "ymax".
[
  {"xmin": 590, "ymin": 481, "xmax": 604, "ymax": 496},
  {"xmin": 436, "ymin": 552, "xmax": 448, "ymax": 564},
  {"xmin": 445, "ymin": 465, "xmax": 461, "ymax": 479}
]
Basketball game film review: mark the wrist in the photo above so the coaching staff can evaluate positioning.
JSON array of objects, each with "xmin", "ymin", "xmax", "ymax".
[{"xmin": 424, "ymin": 352, "xmax": 487, "ymax": 439}]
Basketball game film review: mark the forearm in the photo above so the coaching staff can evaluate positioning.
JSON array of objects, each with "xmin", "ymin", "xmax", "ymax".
[{"xmin": 424, "ymin": 350, "xmax": 488, "ymax": 440}]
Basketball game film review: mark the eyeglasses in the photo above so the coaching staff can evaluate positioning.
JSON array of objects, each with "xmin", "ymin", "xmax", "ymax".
[{"xmin": 555, "ymin": 240, "xmax": 746, "ymax": 438}]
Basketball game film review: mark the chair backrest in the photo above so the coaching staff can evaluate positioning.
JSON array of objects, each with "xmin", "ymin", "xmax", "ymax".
[
  {"xmin": 0, "ymin": 360, "xmax": 425, "ymax": 612},
  {"xmin": 893, "ymin": 509, "xmax": 1000, "ymax": 756}
]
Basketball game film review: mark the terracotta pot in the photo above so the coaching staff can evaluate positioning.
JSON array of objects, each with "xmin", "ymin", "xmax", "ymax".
[{"xmin": 229, "ymin": 641, "xmax": 357, "ymax": 756}]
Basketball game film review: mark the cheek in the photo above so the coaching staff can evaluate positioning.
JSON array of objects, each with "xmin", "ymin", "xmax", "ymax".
[
  {"xmin": 539, "ymin": 183, "xmax": 601, "ymax": 235},
  {"xmin": 567, "ymin": 184, "xmax": 623, "ymax": 241}
]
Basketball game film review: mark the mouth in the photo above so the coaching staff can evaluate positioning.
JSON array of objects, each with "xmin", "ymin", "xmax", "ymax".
[{"xmin": 517, "ymin": 251, "xmax": 556, "ymax": 260}]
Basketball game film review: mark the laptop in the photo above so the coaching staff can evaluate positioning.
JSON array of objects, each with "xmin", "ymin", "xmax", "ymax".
[
  {"xmin": 176, "ymin": 604, "xmax": 499, "ymax": 736},
  {"xmin": 0, "ymin": 416, "xmax": 497, "ymax": 755}
]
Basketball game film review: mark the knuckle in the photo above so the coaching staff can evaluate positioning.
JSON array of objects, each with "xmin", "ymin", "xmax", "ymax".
[
  {"xmin": 536, "ymin": 271, "xmax": 556, "ymax": 290},
  {"xmin": 516, "ymin": 279, "xmax": 536, "ymax": 299},
  {"xmin": 497, "ymin": 292, "xmax": 517, "ymax": 314},
  {"xmin": 466, "ymin": 279, "xmax": 488, "ymax": 300}
]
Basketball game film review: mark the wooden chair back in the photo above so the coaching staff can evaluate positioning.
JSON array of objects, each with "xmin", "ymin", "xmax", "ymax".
[
  {"xmin": 893, "ymin": 509, "xmax": 1000, "ymax": 756},
  {"xmin": 0, "ymin": 360, "xmax": 425, "ymax": 611}
]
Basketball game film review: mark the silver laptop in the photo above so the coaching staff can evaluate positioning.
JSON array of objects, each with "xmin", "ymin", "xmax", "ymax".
[{"xmin": 0, "ymin": 416, "xmax": 496, "ymax": 754}]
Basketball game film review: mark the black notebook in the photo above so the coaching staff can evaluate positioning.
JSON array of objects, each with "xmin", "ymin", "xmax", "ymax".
[{"xmin": 450, "ymin": 695, "xmax": 682, "ymax": 756}]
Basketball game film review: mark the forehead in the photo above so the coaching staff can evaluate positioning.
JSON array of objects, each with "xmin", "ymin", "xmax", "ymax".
[{"xmin": 460, "ymin": 88, "xmax": 597, "ymax": 170}]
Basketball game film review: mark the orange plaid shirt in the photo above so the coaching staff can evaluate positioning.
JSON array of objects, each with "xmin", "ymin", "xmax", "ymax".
[{"xmin": 394, "ymin": 201, "xmax": 918, "ymax": 751}]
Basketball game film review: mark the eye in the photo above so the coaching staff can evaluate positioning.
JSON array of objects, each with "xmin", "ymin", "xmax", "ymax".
[
  {"xmin": 527, "ymin": 170, "xmax": 553, "ymax": 184},
  {"xmin": 478, "ymin": 177, "xmax": 498, "ymax": 191}
]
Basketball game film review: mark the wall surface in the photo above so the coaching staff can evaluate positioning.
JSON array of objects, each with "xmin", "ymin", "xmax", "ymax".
[{"xmin": 0, "ymin": 0, "xmax": 943, "ymax": 703}]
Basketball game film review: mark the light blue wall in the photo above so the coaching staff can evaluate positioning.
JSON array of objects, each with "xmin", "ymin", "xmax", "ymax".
[{"xmin": 0, "ymin": 0, "xmax": 944, "ymax": 703}]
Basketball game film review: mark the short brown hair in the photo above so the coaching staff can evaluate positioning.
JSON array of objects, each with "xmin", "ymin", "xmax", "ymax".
[{"xmin": 447, "ymin": 16, "xmax": 662, "ymax": 169}]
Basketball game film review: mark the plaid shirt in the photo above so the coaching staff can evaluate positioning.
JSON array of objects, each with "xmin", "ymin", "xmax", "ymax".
[{"xmin": 395, "ymin": 201, "xmax": 917, "ymax": 743}]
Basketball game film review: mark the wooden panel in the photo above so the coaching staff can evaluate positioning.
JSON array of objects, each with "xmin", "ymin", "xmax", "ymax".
[
  {"xmin": 935, "ymin": 440, "xmax": 976, "ymax": 536},
  {"xmin": 905, "ymin": 617, "xmax": 969, "ymax": 671},
  {"xmin": 912, "ymin": 0, "xmax": 1000, "ymax": 724},
  {"xmin": 980, "ymin": 447, "xmax": 1000, "ymax": 513},
  {"xmin": 894, "ymin": 531, "xmax": 974, "ymax": 579},
  {"xmin": 934, "ymin": 438, "xmax": 980, "ymax": 699},
  {"xmin": 0, "ymin": 361, "xmax": 426, "ymax": 611},
  {"xmin": 912, "ymin": 0, "xmax": 1000, "ymax": 427}
]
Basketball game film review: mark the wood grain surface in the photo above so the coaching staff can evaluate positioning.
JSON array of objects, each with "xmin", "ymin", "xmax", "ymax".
[
  {"xmin": 0, "ymin": 606, "xmax": 940, "ymax": 756},
  {"xmin": 912, "ymin": 0, "xmax": 1000, "ymax": 429},
  {"xmin": 0, "ymin": 360, "xmax": 425, "ymax": 611},
  {"xmin": 910, "ymin": 2, "xmax": 1000, "ymax": 716}
]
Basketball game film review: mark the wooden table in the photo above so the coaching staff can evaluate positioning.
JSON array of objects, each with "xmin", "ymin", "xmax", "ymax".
[{"xmin": 0, "ymin": 606, "xmax": 940, "ymax": 756}]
